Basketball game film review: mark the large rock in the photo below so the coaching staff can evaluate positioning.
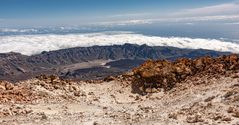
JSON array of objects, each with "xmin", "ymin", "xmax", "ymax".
[{"xmin": 132, "ymin": 54, "xmax": 239, "ymax": 92}]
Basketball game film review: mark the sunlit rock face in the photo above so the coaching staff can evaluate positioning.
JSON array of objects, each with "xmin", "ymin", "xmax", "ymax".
[{"xmin": 132, "ymin": 54, "xmax": 239, "ymax": 91}]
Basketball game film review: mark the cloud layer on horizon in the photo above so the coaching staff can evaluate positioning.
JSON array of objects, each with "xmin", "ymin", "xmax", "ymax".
[
  {"xmin": 96, "ymin": 2, "xmax": 239, "ymax": 26},
  {"xmin": 172, "ymin": 3, "xmax": 239, "ymax": 17},
  {"xmin": 0, "ymin": 32, "xmax": 239, "ymax": 56}
]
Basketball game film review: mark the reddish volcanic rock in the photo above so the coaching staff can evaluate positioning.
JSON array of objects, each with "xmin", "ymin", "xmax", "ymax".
[
  {"xmin": 0, "ymin": 81, "xmax": 37, "ymax": 103},
  {"xmin": 132, "ymin": 54, "xmax": 239, "ymax": 93}
]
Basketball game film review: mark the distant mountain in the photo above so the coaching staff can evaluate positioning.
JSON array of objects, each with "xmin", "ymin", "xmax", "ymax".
[{"xmin": 0, "ymin": 44, "xmax": 230, "ymax": 82}]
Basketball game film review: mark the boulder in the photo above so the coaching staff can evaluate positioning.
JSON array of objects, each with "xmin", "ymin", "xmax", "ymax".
[{"xmin": 132, "ymin": 54, "xmax": 239, "ymax": 93}]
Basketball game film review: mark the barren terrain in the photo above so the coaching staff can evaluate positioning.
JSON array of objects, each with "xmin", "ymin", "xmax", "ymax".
[
  {"xmin": 1, "ymin": 54, "xmax": 239, "ymax": 125},
  {"xmin": 0, "ymin": 72, "xmax": 239, "ymax": 125}
]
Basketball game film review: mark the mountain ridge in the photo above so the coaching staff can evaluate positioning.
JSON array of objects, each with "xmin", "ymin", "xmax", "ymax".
[{"xmin": 0, "ymin": 44, "xmax": 230, "ymax": 82}]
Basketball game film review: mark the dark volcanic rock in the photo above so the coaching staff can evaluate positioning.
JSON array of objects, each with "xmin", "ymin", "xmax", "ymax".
[
  {"xmin": 0, "ymin": 44, "xmax": 230, "ymax": 82},
  {"xmin": 60, "ymin": 67, "xmax": 123, "ymax": 80},
  {"xmin": 105, "ymin": 59, "xmax": 145, "ymax": 70}
]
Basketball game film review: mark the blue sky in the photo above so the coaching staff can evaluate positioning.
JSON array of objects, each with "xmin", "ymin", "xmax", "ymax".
[
  {"xmin": 0, "ymin": 0, "xmax": 239, "ymax": 27},
  {"xmin": 0, "ymin": 0, "xmax": 239, "ymax": 55}
]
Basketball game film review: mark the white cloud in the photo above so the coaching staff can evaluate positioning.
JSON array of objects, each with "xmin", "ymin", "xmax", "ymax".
[
  {"xmin": 95, "ymin": 2, "xmax": 239, "ymax": 26},
  {"xmin": 0, "ymin": 32, "xmax": 239, "ymax": 55},
  {"xmin": 165, "ymin": 15, "xmax": 239, "ymax": 22},
  {"xmin": 173, "ymin": 3, "xmax": 239, "ymax": 17},
  {"xmin": 225, "ymin": 22, "xmax": 239, "ymax": 25},
  {"xmin": 108, "ymin": 13, "xmax": 151, "ymax": 18},
  {"xmin": 185, "ymin": 23, "xmax": 194, "ymax": 25},
  {"xmin": 0, "ymin": 28, "xmax": 38, "ymax": 33},
  {"xmin": 96, "ymin": 15, "xmax": 239, "ymax": 26},
  {"xmin": 96, "ymin": 19, "xmax": 152, "ymax": 26}
]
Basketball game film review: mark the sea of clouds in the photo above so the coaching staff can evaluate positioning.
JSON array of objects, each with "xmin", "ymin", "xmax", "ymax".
[{"xmin": 0, "ymin": 31, "xmax": 239, "ymax": 56}]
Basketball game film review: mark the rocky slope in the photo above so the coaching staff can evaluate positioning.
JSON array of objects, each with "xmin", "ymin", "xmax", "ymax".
[
  {"xmin": 0, "ymin": 55, "xmax": 239, "ymax": 125},
  {"xmin": 0, "ymin": 44, "xmax": 229, "ymax": 82},
  {"xmin": 132, "ymin": 54, "xmax": 239, "ymax": 93}
]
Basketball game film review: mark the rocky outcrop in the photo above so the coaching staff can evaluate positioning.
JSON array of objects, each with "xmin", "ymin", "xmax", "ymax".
[
  {"xmin": 0, "ymin": 80, "xmax": 37, "ymax": 103},
  {"xmin": 0, "ymin": 75, "xmax": 83, "ymax": 104},
  {"xmin": 132, "ymin": 54, "xmax": 239, "ymax": 92}
]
